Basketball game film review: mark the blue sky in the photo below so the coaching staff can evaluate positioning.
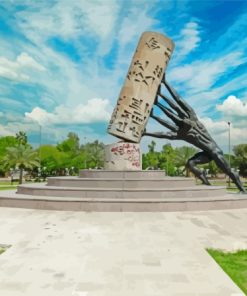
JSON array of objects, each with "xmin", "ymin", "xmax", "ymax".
[{"xmin": 0, "ymin": 0, "xmax": 246, "ymax": 152}]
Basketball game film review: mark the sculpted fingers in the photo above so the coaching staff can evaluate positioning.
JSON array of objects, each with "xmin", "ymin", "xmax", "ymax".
[
  {"xmin": 156, "ymin": 102, "xmax": 182, "ymax": 125},
  {"xmin": 150, "ymin": 111, "xmax": 178, "ymax": 132},
  {"xmin": 144, "ymin": 131, "xmax": 178, "ymax": 140},
  {"xmin": 162, "ymin": 80, "xmax": 195, "ymax": 116},
  {"xmin": 158, "ymin": 91, "xmax": 188, "ymax": 118}
]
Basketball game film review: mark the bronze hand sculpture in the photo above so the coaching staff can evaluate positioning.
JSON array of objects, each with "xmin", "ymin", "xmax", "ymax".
[{"xmin": 144, "ymin": 76, "xmax": 246, "ymax": 193}]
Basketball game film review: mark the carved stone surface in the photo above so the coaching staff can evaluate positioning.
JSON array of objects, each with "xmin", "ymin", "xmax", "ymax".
[
  {"xmin": 108, "ymin": 31, "xmax": 174, "ymax": 143},
  {"xmin": 104, "ymin": 142, "xmax": 141, "ymax": 171}
]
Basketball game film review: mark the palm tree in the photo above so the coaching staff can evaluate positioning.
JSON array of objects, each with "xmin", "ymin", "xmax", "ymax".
[
  {"xmin": 15, "ymin": 131, "xmax": 28, "ymax": 146},
  {"xmin": 2, "ymin": 145, "xmax": 39, "ymax": 184},
  {"xmin": 148, "ymin": 140, "xmax": 156, "ymax": 153}
]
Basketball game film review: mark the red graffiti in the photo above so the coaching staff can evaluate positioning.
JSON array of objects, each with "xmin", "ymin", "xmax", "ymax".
[{"xmin": 111, "ymin": 143, "xmax": 140, "ymax": 155}]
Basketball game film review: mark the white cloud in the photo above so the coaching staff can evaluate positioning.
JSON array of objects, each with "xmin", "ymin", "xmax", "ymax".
[
  {"xmin": 175, "ymin": 21, "xmax": 201, "ymax": 58},
  {"xmin": 200, "ymin": 117, "xmax": 228, "ymax": 135},
  {"xmin": 193, "ymin": 93, "xmax": 247, "ymax": 150},
  {"xmin": 17, "ymin": 52, "xmax": 45, "ymax": 71},
  {"xmin": 25, "ymin": 98, "xmax": 111, "ymax": 126},
  {"xmin": 216, "ymin": 95, "xmax": 247, "ymax": 117},
  {"xmin": 200, "ymin": 116, "xmax": 247, "ymax": 151},
  {"xmin": 0, "ymin": 124, "xmax": 15, "ymax": 137},
  {"xmin": 0, "ymin": 52, "xmax": 45, "ymax": 81},
  {"xmin": 116, "ymin": 6, "xmax": 158, "ymax": 69},
  {"xmin": 15, "ymin": 0, "xmax": 120, "ymax": 55},
  {"xmin": 118, "ymin": 7, "xmax": 157, "ymax": 47},
  {"xmin": 0, "ymin": 97, "xmax": 24, "ymax": 109},
  {"xmin": 0, "ymin": 1, "xmax": 159, "ymax": 117},
  {"xmin": 170, "ymin": 51, "xmax": 246, "ymax": 93}
]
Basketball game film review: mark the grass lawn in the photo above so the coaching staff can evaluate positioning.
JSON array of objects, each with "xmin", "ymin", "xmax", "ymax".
[
  {"xmin": 0, "ymin": 181, "xmax": 19, "ymax": 186},
  {"xmin": 0, "ymin": 180, "xmax": 24, "ymax": 190},
  {"xmin": 196, "ymin": 179, "xmax": 247, "ymax": 193},
  {"xmin": 0, "ymin": 186, "xmax": 17, "ymax": 191},
  {"xmin": 207, "ymin": 249, "xmax": 247, "ymax": 294},
  {"xmin": 0, "ymin": 246, "xmax": 7, "ymax": 255}
]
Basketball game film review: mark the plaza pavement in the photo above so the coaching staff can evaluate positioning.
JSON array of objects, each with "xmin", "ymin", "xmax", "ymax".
[{"xmin": 0, "ymin": 206, "xmax": 246, "ymax": 295}]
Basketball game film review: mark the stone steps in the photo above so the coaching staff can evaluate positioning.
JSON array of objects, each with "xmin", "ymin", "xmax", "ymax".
[
  {"xmin": 79, "ymin": 170, "xmax": 167, "ymax": 179},
  {"xmin": 0, "ymin": 190, "xmax": 246, "ymax": 212},
  {"xmin": 47, "ymin": 176, "xmax": 195, "ymax": 188},
  {"xmin": 17, "ymin": 183, "xmax": 226, "ymax": 199},
  {"xmin": 2, "ymin": 169, "xmax": 237, "ymax": 212}
]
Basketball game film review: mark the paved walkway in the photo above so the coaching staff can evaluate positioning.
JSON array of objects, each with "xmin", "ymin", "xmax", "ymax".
[{"xmin": 0, "ymin": 207, "xmax": 246, "ymax": 295}]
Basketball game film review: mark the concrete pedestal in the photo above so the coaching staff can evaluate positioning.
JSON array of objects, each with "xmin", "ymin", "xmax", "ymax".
[
  {"xmin": 104, "ymin": 142, "xmax": 141, "ymax": 170},
  {"xmin": 0, "ymin": 171, "xmax": 243, "ymax": 212}
]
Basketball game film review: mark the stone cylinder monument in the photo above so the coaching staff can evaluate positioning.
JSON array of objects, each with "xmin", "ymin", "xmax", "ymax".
[{"xmin": 107, "ymin": 31, "xmax": 175, "ymax": 143}]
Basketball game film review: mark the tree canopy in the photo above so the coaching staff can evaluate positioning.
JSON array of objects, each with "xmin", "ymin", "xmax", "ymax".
[
  {"xmin": 2, "ymin": 145, "xmax": 39, "ymax": 183},
  {"xmin": 0, "ymin": 132, "xmax": 246, "ymax": 179},
  {"xmin": 233, "ymin": 144, "xmax": 247, "ymax": 177}
]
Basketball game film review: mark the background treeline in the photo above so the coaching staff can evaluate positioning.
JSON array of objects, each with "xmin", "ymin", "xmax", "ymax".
[
  {"xmin": 0, "ymin": 131, "xmax": 246, "ymax": 183},
  {"xmin": 143, "ymin": 140, "xmax": 247, "ymax": 177}
]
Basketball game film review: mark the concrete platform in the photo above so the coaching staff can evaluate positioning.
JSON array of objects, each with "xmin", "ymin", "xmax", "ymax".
[
  {"xmin": 47, "ymin": 176, "xmax": 195, "ymax": 188},
  {"xmin": 0, "ymin": 170, "xmax": 244, "ymax": 212},
  {"xmin": 79, "ymin": 170, "xmax": 167, "ymax": 178},
  {"xmin": 17, "ymin": 170, "xmax": 226, "ymax": 200},
  {"xmin": 17, "ymin": 183, "xmax": 226, "ymax": 198},
  {"xmin": 0, "ymin": 207, "xmax": 246, "ymax": 295},
  {"xmin": 0, "ymin": 189, "xmax": 246, "ymax": 212}
]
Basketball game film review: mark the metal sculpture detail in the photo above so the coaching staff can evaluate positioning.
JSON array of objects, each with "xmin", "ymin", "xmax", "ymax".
[{"xmin": 144, "ymin": 75, "xmax": 246, "ymax": 193}]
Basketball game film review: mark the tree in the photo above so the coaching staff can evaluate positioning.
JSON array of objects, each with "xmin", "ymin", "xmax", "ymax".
[
  {"xmin": 38, "ymin": 145, "xmax": 71, "ymax": 175},
  {"xmin": 57, "ymin": 132, "xmax": 80, "ymax": 156},
  {"xmin": 15, "ymin": 131, "xmax": 28, "ymax": 146},
  {"xmin": 142, "ymin": 151, "xmax": 159, "ymax": 169},
  {"xmin": 81, "ymin": 140, "xmax": 105, "ymax": 168},
  {"xmin": 159, "ymin": 144, "xmax": 176, "ymax": 175},
  {"xmin": 148, "ymin": 140, "xmax": 156, "ymax": 153},
  {"xmin": 174, "ymin": 146, "xmax": 198, "ymax": 176},
  {"xmin": 142, "ymin": 140, "xmax": 159, "ymax": 169},
  {"xmin": 0, "ymin": 136, "xmax": 19, "ymax": 176},
  {"xmin": 2, "ymin": 145, "xmax": 39, "ymax": 183},
  {"xmin": 233, "ymin": 144, "xmax": 247, "ymax": 177},
  {"xmin": 207, "ymin": 160, "xmax": 220, "ymax": 178}
]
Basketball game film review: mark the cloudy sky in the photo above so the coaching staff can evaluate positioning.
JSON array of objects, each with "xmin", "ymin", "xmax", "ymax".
[{"xmin": 0, "ymin": 0, "xmax": 246, "ymax": 152}]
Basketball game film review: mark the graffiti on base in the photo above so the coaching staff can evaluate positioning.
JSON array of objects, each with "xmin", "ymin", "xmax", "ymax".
[
  {"xmin": 110, "ymin": 143, "xmax": 140, "ymax": 168},
  {"xmin": 106, "ymin": 142, "xmax": 141, "ymax": 170}
]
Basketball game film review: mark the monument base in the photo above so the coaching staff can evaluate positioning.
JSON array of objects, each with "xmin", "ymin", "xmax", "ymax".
[
  {"xmin": 0, "ymin": 169, "xmax": 241, "ymax": 212},
  {"xmin": 104, "ymin": 142, "xmax": 141, "ymax": 171}
]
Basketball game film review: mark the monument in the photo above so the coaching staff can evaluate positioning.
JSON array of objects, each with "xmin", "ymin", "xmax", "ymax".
[
  {"xmin": 106, "ymin": 31, "xmax": 174, "ymax": 171},
  {"xmin": 5, "ymin": 31, "xmax": 245, "ymax": 212},
  {"xmin": 107, "ymin": 32, "xmax": 245, "ymax": 193}
]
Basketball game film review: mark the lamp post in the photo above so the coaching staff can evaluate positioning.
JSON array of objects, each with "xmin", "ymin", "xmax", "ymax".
[
  {"xmin": 228, "ymin": 122, "xmax": 231, "ymax": 188},
  {"xmin": 39, "ymin": 124, "xmax": 42, "ymax": 166},
  {"xmin": 166, "ymin": 140, "xmax": 169, "ymax": 176},
  {"xmin": 84, "ymin": 136, "xmax": 87, "ymax": 169},
  {"xmin": 166, "ymin": 152, "xmax": 169, "ymax": 176}
]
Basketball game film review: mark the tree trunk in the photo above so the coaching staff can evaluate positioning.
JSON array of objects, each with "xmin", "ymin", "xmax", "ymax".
[{"xmin": 19, "ymin": 168, "xmax": 23, "ymax": 184}]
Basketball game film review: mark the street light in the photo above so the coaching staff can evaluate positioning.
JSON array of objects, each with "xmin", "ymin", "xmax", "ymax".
[
  {"xmin": 84, "ymin": 136, "xmax": 87, "ymax": 169},
  {"xmin": 166, "ymin": 152, "xmax": 169, "ymax": 176},
  {"xmin": 227, "ymin": 122, "xmax": 231, "ymax": 187},
  {"xmin": 39, "ymin": 124, "xmax": 42, "ymax": 166},
  {"xmin": 166, "ymin": 140, "xmax": 169, "ymax": 176}
]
